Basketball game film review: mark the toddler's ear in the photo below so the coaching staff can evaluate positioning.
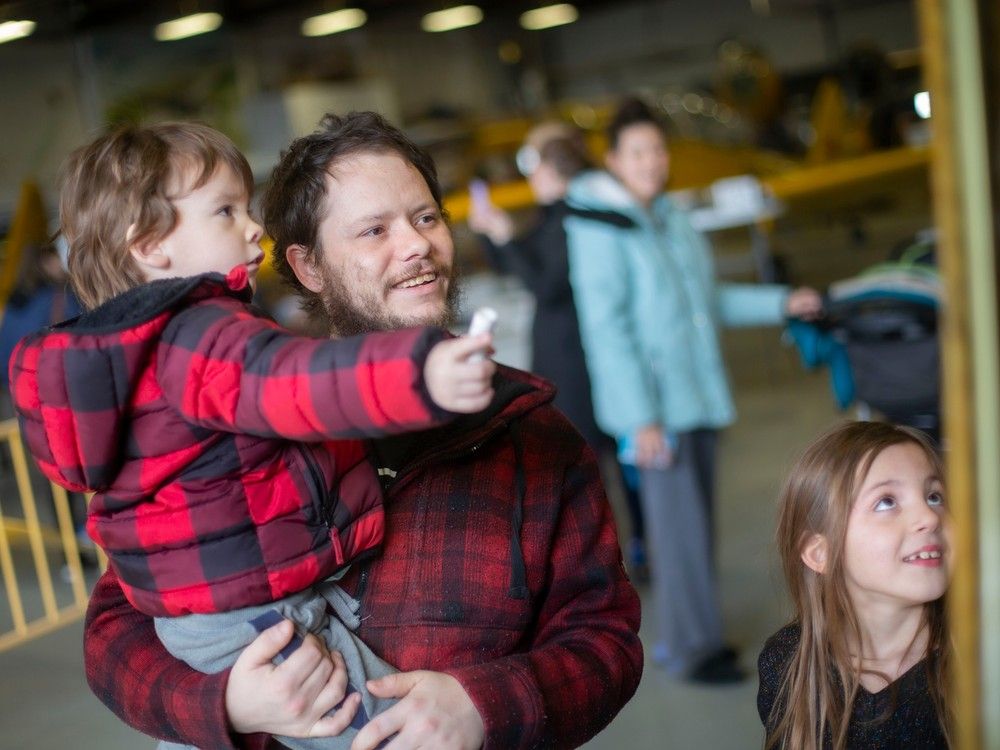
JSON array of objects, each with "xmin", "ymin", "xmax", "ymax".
[
  {"xmin": 286, "ymin": 244, "xmax": 324, "ymax": 293},
  {"xmin": 127, "ymin": 224, "xmax": 170, "ymax": 271},
  {"xmin": 800, "ymin": 533, "xmax": 828, "ymax": 575}
]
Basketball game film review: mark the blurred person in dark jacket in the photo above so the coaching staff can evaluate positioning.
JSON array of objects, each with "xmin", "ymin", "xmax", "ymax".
[{"xmin": 468, "ymin": 123, "xmax": 649, "ymax": 579}]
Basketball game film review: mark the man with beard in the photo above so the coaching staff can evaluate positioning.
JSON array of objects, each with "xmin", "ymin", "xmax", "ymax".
[{"xmin": 82, "ymin": 111, "xmax": 643, "ymax": 750}]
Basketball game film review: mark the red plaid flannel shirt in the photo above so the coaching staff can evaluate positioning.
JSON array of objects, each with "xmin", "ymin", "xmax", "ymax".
[
  {"xmin": 84, "ymin": 367, "xmax": 642, "ymax": 749},
  {"xmin": 11, "ymin": 269, "xmax": 450, "ymax": 616}
]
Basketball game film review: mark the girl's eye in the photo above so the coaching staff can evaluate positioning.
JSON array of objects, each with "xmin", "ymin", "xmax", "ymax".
[
  {"xmin": 927, "ymin": 491, "xmax": 945, "ymax": 506},
  {"xmin": 218, "ymin": 205, "xmax": 234, "ymax": 218},
  {"xmin": 874, "ymin": 495, "xmax": 897, "ymax": 511}
]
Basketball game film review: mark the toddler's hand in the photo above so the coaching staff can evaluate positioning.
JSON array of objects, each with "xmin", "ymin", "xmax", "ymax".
[{"xmin": 424, "ymin": 335, "xmax": 496, "ymax": 413}]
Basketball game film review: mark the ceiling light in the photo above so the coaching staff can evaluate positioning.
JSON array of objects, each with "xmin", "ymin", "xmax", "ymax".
[
  {"xmin": 302, "ymin": 8, "xmax": 367, "ymax": 37},
  {"xmin": 154, "ymin": 12, "xmax": 223, "ymax": 42},
  {"xmin": 914, "ymin": 91, "xmax": 931, "ymax": 119},
  {"xmin": 421, "ymin": 5, "xmax": 483, "ymax": 33},
  {"xmin": 0, "ymin": 19, "xmax": 36, "ymax": 44},
  {"xmin": 519, "ymin": 4, "xmax": 578, "ymax": 31}
]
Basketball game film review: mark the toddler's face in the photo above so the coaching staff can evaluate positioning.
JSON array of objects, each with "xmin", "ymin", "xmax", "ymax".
[
  {"xmin": 842, "ymin": 442, "xmax": 951, "ymax": 614},
  {"xmin": 154, "ymin": 163, "xmax": 264, "ymax": 288}
]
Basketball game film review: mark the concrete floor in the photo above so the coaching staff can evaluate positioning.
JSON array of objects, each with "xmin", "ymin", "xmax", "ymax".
[{"xmin": 0, "ymin": 189, "xmax": 930, "ymax": 749}]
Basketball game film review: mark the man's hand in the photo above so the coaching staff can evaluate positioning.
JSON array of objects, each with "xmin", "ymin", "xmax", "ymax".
[
  {"xmin": 350, "ymin": 670, "xmax": 485, "ymax": 750},
  {"xmin": 424, "ymin": 336, "xmax": 497, "ymax": 413},
  {"xmin": 226, "ymin": 618, "xmax": 361, "ymax": 738}
]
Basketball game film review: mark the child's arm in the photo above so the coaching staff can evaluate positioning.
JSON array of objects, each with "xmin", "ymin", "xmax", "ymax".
[{"xmin": 158, "ymin": 298, "xmax": 490, "ymax": 441}]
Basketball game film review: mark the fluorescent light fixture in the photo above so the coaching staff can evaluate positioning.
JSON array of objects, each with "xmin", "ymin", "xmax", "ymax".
[
  {"xmin": 914, "ymin": 90, "xmax": 931, "ymax": 119},
  {"xmin": 519, "ymin": 4, "xmax": 578, "ymax": 31},
  {"xmin": 421, "ymin": 5, "xmax": 483, "ymax": 33},
  {"xmin": 302, "ymin": 8, "xmax": 367, "ymax": 37},
  {"xmin": 154, "ymin": 12, "xmax": 223, "ymax": 41},
  {"xmin": 0, "ymin": 19, "xmax": 36, "ymax": 44}
]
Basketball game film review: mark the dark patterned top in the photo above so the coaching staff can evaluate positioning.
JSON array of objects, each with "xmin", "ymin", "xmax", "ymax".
[{"xmin": 757, "ymin": 624, "xmax": 948, "ymax": 749}]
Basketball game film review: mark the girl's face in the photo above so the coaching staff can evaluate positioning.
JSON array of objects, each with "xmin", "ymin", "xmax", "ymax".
[
  {"xmin": 605, "ymin": 123, "xmax": 670, "ymax": 206},
  {"xmin": 843, "ymin": 442, "xmax": 951, "ymax": 614}
]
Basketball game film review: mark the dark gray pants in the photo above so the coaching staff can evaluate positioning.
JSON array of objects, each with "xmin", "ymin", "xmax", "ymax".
[
  {"xmin": 639, "ymin": 429, "xmax": 724, "ymax": 676},
  {"xmin": 155, "ymin": 582, "xmax": 396, "ymax": 750}
]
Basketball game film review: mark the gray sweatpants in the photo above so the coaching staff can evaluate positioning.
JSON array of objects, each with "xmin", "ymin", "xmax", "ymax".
[
  {"xmin": 639, "ymin": 429, "xmax": 725, "ymax": 676},
  {"xmin": 154, "ymin": 581, "xmax": 396, "ymax": 750}
]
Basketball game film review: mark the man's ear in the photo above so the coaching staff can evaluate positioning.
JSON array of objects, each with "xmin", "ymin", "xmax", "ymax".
[
  {"xmin": 800, "ymin": 533, "xmax": 828, "ymax": 575},
  {"xmin": 285, "ymin": 244, "xmax": 324, "ymax": 293},
  {"xmin": 127, "ymin": 225, "xmax": 170, "ymax": 271}
]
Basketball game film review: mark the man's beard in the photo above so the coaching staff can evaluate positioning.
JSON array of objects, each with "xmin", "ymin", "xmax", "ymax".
[{"xmin": 309, "ymin": 258, "xmax": 461, "ymax": 338}]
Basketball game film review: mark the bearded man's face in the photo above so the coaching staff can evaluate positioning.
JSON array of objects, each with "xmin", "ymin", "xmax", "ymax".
[{"xmin": 302, "ymin": 150, "xmax": 458, "ymax": 337}]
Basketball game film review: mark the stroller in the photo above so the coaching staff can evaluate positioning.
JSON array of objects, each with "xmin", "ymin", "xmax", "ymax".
[{"xmin": 789, "ymin": 232, "xmax": 941, "ymax": 443}]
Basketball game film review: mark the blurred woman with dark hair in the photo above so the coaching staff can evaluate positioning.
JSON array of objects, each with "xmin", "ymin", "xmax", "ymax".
[{"xmin": 565, "ymin": 97, "xmax": 821, "ymax": 684}]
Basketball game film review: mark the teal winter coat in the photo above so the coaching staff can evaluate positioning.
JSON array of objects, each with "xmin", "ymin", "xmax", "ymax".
[{"xmin": 564, "ymin": 171, "xmax": 790, "ymax": 438}]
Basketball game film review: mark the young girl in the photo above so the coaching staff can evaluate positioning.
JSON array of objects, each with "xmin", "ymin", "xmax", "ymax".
[{"xmin": 758, "ymin": 421, "xmax": 951, "ymax": 749}]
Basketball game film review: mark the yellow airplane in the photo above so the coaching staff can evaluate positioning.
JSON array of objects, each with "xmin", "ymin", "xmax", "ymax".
[{"xmin": 441, "ymin": 91, "xmax": 929, "ymax": 223}]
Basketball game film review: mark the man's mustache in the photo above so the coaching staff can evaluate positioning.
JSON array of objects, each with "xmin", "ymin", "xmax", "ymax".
[{"xmin": 386, "ymin": 261, "xmax": 451, "ymax": 290}]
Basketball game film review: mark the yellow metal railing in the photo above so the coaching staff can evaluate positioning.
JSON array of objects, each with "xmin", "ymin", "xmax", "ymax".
[{"xmin": 0, "ymin": 417, "xmax": 103, "ymax": 653}]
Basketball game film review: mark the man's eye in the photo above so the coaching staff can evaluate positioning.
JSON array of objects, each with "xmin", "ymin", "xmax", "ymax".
[
  {"xmin": 927, "ymin": 491, "xmax": 945, "ymax": 506},
  {"xmin": 417, "ymin": 213, "xmax": 438, "ymax": 225},
  {"xmin": 874, "ymin": 496, "xmax": 896, "ymax": 511},
  {"xmin": 363, "ymin": 226, "xmax": 385, "ymax": 238}
]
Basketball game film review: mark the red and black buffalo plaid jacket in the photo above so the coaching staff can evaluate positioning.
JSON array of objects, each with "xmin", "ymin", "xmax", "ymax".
[
  {"xmin": 83, "ymin": 366, "xmax": 643, "ymax": 749},
  {"xmin": 9, "ymin": 268, "xmax": 452, "ymax": 617}
]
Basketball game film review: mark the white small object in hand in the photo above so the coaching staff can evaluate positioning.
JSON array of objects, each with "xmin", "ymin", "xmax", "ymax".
[{"xmin": 467, "ymin": 307, "xmax": 498, "ymax": 361}]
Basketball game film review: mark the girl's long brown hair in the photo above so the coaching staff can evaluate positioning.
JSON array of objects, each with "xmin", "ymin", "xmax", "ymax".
[{"xmin": 765, "ymin": 421, "xmax": 951, "ymax": 749}]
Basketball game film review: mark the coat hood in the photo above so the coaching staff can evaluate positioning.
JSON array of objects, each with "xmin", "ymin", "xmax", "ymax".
[
  {"xmin": 566, "ymin": 170, "xmax": 673, "ymax": 227},
  {"xmin": 9, "ymin": 269, "xmax": 252, "ymax": 492},
  {"xmin": 567, "ymin": 170, "xmax": 637, "ymax": 212}
]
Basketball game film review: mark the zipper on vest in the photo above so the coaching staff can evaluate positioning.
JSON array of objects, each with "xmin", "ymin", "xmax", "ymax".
[
  {"xmin": 356, "ymin": 565, "xmax": 370, "ymax": 604},
  {"xmin": 296, "ymin": 445, "xmax": 332, "ymax": 527}
]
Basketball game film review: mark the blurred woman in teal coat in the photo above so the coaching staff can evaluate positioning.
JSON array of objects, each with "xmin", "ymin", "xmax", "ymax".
[{"xmin": 565, "ymin": 98, "xmax": 820, "ymax": 684}]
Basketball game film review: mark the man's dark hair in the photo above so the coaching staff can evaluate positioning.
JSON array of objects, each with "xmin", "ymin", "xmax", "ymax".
[
  {"xmin": 262, "ymin": 111, "xmax": 443, "ymax": 306},
  {"xmin": 606, "ymin": 97, "xmax": 666, "ymax": 150}
]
